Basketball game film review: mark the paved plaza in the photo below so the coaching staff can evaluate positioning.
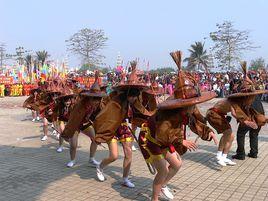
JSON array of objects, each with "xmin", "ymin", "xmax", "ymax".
[{"xmin": 0, "ymin": 97, "xmax": 268, "ymax": 201}]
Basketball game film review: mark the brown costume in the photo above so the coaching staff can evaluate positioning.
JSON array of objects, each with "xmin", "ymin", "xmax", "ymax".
[
  {"xmin": 138, "ymin": 51, "xmax": 216, "ymax": 163},
  {"xmin": 131, "ymin": 91, "xmax": 158, "ymax": 128},
  {"xmin": 37, "ymin": 80, "xmax": 67, "ymax": 122},
  {"xmin": 23, "ymin": 88, "xmax": 42, "ymax": 111},
  {"xmin": 61, "ymin": 72, "xmax": 107, "ymax": 138},
  {"xmin": 206, "ymin": 62, "xmax": 267, "ymax": 134},
  {"xmin": 94, "ymin": 61, "xmax": 155, "ymax": 144}
]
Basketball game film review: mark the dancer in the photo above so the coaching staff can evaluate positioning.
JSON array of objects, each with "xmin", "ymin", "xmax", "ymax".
[
  {"xmin": 55, "ymin": 90, "xmax": 76, "ymax": 152},
  {"xmin": 206, "ymin": 62, "xmax": 267, "ymax": 166},
  {"xmin": 232, "ymin": 94, "xmax": 266, "ymax": 159},
  {"xmin": 38, "ymin": 80, "xmax": 63, "ymax": 141},
  {"xmin": 137, "ymin": 51, "xmax": 218, "ymax": 201},
  {"xmin": 61, "ymin": 72, "xmax": 107, "ymax": 167},
  {"xmin": 23, "ymin": 87, "xmax": 41, "ymax": 121},
  {"xmin": 93, "ymin": 61, "xmax": 155, "ymax": 188}
]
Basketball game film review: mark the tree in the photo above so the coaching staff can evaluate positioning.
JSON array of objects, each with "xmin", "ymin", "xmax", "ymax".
[
  {"xmin": 183, "ymin": 41, "xmax": 210, "ymax": 72},
  {"xmin": 36, "ymin": 50, "xmax": 49, "ymax": 66},
  {"xmin": 100, "ymin": 67, "xmax": 110, "ymax": 74},
  {"xmin": 250, "ymin": 57, "xmax": 265, "ymax": 71},
  {"xmin": 78, "ymin": 63, "xmax": 99, "ymax": 73},
  {"xmin": 210, "ymin": 21, "xmax": 258, "ymax": 70},
  {"xmin": 149, "ymin": 67, "xmax": 175, "ymax": 74},
  {"xmin": 25, "ymin": 54, "xmax": 33, "ymax": 73},
  {"xmin": 66, "ymin": 28, "xmax": 108, "ymax": 65}
]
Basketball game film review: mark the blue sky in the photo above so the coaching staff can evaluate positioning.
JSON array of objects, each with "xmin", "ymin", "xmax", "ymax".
[{"xmin": 1, "ymin": 0, "xmax": 268, "ymax": 69}]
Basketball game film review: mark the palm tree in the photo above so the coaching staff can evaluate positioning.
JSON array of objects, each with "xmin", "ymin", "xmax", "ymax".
[
  {"xmin": 24, "ymin": 54, "xmax": 33, "ymax": 73},
  {"xmin": 36, "ymin": 50, "xmax": 49, "ymax": 66},
  {"xmin": 184, "ymin": 42, "xmax": 209, "ymax": 72}
]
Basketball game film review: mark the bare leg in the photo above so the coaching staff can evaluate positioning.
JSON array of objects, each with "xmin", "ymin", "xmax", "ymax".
[
  {"xmin": 121, "ymin": 141, "xmax": 133, "ymax": 178},
  {"xmin": 222, "ymin": 129, "xmax": 233, "ymax": 154},
  {"xmin": 83, "ymin": 126, "xmax": 98, "ymax": 158},
  {"xmin": 43, "ymin": 118, "xmax": 48, "ymax": 137},
  {"xmin": 224, "ymin": 133, "xmax": 234, "ymax": 153},
  {"xmin": 218, "ymin": 129, "xmax": 232, "ymax": 153},
  {"xmin": 217, "ymin": 129, "xmax": 236, "ymax": 165},
  {"xmin": 99, "ymin": 142, "xmax": 118, "ymax": 169},
  {"xmin": 152, "ymin": 159, "xmax": 169, "ymax": 201},
  {"xmin": 90, "ymin": 141, "xmax": 98, "ymax": 158},
  {"xmin": 162, "ymin": 152, "xmax": 182, "ymax": 186},
  {"xmin": 58, "ymin": 121, "xmax": 65, "ymax": 147},
  {"xmin": 70, "ymin": 132, "xmax": 79, "ymax": 161},
  {"xmin": 218, "ymin": 136, "xmax": 225, "ymax": 152}
]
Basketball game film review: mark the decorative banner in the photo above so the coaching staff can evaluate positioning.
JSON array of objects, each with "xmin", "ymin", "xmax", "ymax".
[
  {"xmin": 75, "ymin": 77, "xmax": 102, "ymax": 88},
  {"xmin": 0, "ymin": 76, "xmax": 14, "ymax": 84}
]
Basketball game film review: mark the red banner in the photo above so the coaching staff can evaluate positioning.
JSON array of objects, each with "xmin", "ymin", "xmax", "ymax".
[
  {"xmin": 75, "ymin": 77, "xmax": 102, "ymax": 88},
  {"xmin": 0, "ymin": 76, "xmax": 14, "ymax": 84}
]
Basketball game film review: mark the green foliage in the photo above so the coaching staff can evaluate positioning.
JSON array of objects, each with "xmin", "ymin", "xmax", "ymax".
[
  {"xmin": 78, "ymin": 63, "xmax": 99, "ymax": 72},
  {"xmin": 100, "ymin": 67, "xmax": 110, "ymax": 74},
  {"xmin": 36, "ymin": 50, "xmax": 49, "ymax": 66},
  {"xmin": 184, "ymin": 41, "xmax": 209, "ymax": 72},
  {"xmin": 149, "ymin": 67, "xmax": 176, "ymax": 74},
  {"xmin": 250, "ymin": 57, "xmax": 265, "ymax": 71},
  {"xmin": 210, "ymin": 21, "xmax": 257, "ymax": 70}
]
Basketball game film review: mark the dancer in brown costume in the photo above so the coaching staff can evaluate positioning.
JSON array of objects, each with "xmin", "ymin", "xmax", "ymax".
[
  {"xmin": 54, "ymin": 91, "xmax": 76, "ymax": 153},
  {"xmin": 93, "ymin": 61, "xmax": 156, "ymax": 188},
  {"xmin": 61, "ymin": 72, "xmax": 107, "ymax": 167},
  {"xmin": 206, "ymin": 62, "xmax": 267, "ymax": 166},
  {"xmin": 138, "ymin": 51, "xmax": 218, "ymax": 201},
  {"xmin": 23, "ymin": 87, "xmax": 41, "ymax": 121}
]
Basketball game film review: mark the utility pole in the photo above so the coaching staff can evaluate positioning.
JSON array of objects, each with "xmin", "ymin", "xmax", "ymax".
[
  {"xmin": 16, "ymin": 46, "xmax": 25, "ymax": 65},
  {"xmin": 6, "ymin": 46, "xmax": 31, "ymax": 66},
  {"xmin": 0, "ymin": 43, "xmax": 6, "ymax": 71}
]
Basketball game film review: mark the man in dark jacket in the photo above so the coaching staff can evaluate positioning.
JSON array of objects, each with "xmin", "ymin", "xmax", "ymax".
[{"xmin": 232, "ymin": 94, "xmax": 265, "ymax": 160}]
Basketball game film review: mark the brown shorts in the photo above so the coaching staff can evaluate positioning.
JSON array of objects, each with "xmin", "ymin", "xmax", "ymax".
[{"xmin": 206, "ymin": 110, "xmax": 231, "ymax": 134}]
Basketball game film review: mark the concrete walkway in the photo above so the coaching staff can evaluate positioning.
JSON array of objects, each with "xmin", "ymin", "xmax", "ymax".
[{"xmin": 0, "ymin": 97, "xmax": 267, "ymax": 201}]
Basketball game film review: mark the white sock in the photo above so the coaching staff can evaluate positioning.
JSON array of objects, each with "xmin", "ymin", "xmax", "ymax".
[
  {"xmin": 89, "ymin": 157, "xmax": 94, "ymax": 161},
  {"xmin": 222, "ymin": 154, "xmax": 227, "ymax": 159},
  {"xmin": 123, "ymin": 177, "xmax": 128, "ymax": 182},
  {"xmin": 217, "ymin": 151, "xmax": 223, "ymax": 157}
]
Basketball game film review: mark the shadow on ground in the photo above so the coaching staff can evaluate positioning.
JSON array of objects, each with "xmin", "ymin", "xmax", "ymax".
[{"xmin": 0, "ymin": 143, "xmax": 163, "ymax": 201}]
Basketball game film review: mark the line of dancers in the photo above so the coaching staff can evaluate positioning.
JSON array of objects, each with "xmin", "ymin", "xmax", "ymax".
[{"xmin": 23, "ymin": 50, "xmax": 267, "ymax": 201}]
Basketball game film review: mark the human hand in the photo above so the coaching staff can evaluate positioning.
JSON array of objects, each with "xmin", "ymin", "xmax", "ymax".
[
  {"xmin": 182, "ymin": 140, "xmax": 197, "ymax": 152},
  {"xmin": 209, "ymin": 131, "xmax": 218, "ymax": 145},
  {"xmin": 244, "ymin": 120, "xmax": 258, "ymax": 129}
]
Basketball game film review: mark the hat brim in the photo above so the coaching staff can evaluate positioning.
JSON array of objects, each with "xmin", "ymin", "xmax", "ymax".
[
  {"xmin": 113, "ymin": 84, "xmax": 149, "ymax": 91},
  {"xmin": 57, "ymin": 94, "xmax": 76, "ymax": 100},
  {"xmin": 228, "ymin": 90, "xmax": 268, "ymax": 98},
  {"xmin": 158, "ymin": 91, "xmax": 217, "ymax": 110},
  {"xmin": 145, "ymin": 88, "xmax": 165, "ymax": 96},
  {"xmin": 80, "ymin": 92, "xmax": 107, "ymax": 98},
  {"xmin": 46, "ymin": 91, "xmax": 62, "ymax": 95}
]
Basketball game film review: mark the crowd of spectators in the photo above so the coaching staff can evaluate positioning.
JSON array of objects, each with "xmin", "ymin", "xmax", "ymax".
[
  {"xmin": 104, "ymin": 69, "xmax": 268, "ymax": 102},
  {"xmin": 1, "ymin": 69, "xmax": 267, "ymax": 102}
]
